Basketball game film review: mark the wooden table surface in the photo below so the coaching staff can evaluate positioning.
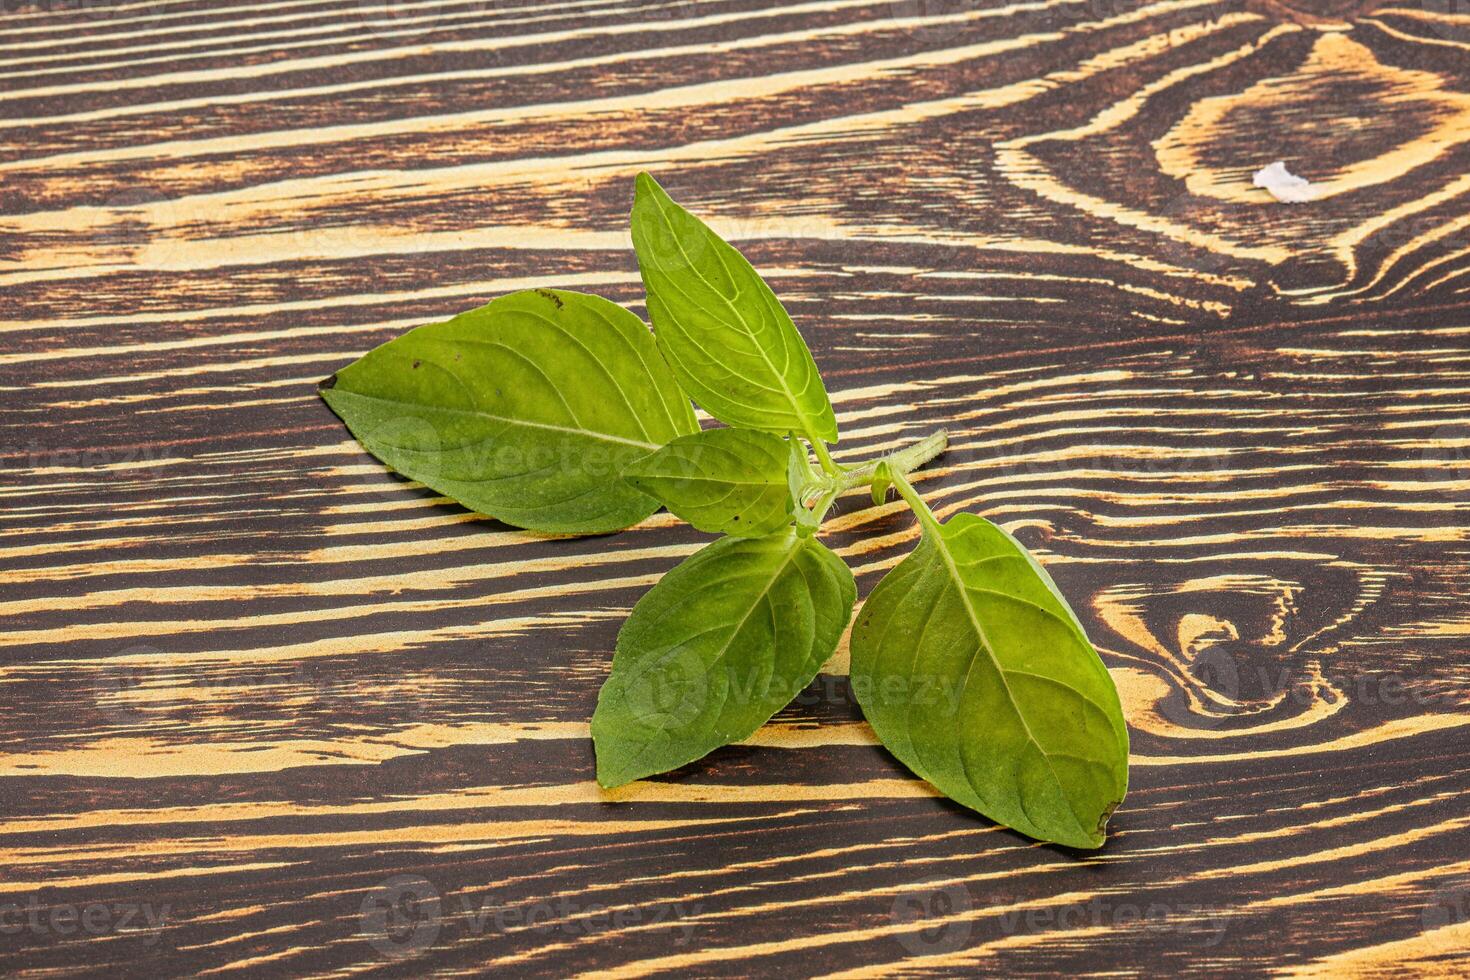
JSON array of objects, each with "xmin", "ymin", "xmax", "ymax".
[{"xmin": 3, "ymin": 0, "xmax": 1469, "ymax": 975}]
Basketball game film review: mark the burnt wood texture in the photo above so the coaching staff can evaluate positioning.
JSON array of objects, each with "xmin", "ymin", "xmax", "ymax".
[{"xmin": 2, "ymin": 0, "xmax": 1469, "ymax": 976}]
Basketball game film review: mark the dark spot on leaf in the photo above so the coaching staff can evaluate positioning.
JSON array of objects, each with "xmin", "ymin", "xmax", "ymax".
[
  {"xmin": 317, "ymin": 374, "xmax": 337, "ymax": 391},
  {"xmin": 535, "ymin": 288, "xmax": 565, "ymax": 310},
  {"xmin": 412, "ymin": 360, "xmax": 421, "ymax": 369}
]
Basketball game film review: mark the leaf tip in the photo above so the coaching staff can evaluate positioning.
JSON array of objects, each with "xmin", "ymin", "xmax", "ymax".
[
  {"xmin": 594, "ymin": 757, "xmax": 636, "ymax": 791},
  {"xmin": 1058, "ymin": 798, "xmax": 1121, "ymax": 849},
  {"xmin": 635, "ymin": 171, "xmax": 661, "ymax": 198},
  {"xmin": 591, "ymin": 718, "xmax": 636, "ymax": 789},
  {"xmin": 634, "ymin": 172, "xmax": 675, "ymax": 212}
]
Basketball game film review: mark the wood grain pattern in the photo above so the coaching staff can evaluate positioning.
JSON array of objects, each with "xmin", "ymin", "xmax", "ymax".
[{"xmin": 1, "ymin": 0, "xmax": 1468, "ymax": 975}]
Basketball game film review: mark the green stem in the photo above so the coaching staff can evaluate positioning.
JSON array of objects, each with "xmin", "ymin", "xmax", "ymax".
[
  {"xmin": 804, "ymin": 429, "xmax": 949, "ymax": 526},
  {"xmin": 809, "ymin": 436, "xmax": 841, "ymax": 477},
  {"xmin": 837, "ymin": 429, "xmax": 948, "ymax": 491},
  {"xmin": 886, "ymin": 467, "xmax": 944, "ymax": 538}
]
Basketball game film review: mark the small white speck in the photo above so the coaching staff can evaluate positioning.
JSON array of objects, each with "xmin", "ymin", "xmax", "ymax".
[{"xmin": 1253, "ymin": 161, "xmax": 1316, "ymax": 204}]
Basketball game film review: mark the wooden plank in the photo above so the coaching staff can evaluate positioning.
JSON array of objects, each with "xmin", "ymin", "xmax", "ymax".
[{"xmin": 1, "ymin": 0, "xmax": 1467, "ymax": 974}]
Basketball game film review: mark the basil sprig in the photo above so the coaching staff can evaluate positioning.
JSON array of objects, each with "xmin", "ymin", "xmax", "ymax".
[{"xmin": 320, "ymin": 175, "xmax": 1130, "ymax": 848}]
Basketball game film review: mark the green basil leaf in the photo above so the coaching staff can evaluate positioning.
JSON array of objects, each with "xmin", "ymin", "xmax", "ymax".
[
  {"xmin": 593, "ymin": 531, "xmax": 856, "ymax": 787},
  {"xmin": 320, "ymin": 288, "xmax": 697, "ymax": 534},
  {"xmin": 850, "ymin": 514, "xmax": 1129, "ymax": 848},
  {"xmin": 630, "ymin": 172, "xmax": 839, "ymax": 445},
  {"xmin": 622, "ymin": 428, "xmax": 796, "ymax": 537}
]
